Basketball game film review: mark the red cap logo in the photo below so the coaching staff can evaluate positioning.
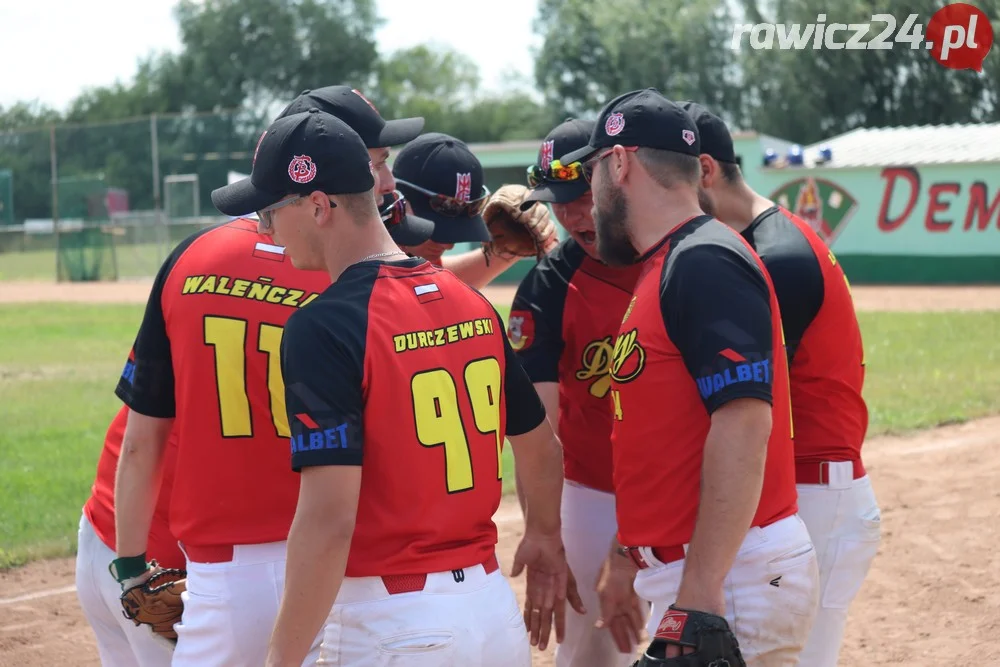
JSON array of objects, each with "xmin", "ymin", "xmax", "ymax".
[
  {"xmin": 351, "ymin": 89, "xmax": 381, "ymax": 115},
  {"xmin": 682, "ymin": 129, "xmax": 696, "ymax": 146},
  {"xmin": 605, "ymin": 112, "xmax": 625, "ymax": 136},
  {"xmin": 540, "ymin": 140, "xmax": 555, "ymax": 170},
  {"xmin": 927, "ymin": 3, "xmax": 994, "ymax": 72},
  {"xmin": 288, "ymin": 155, "xmax": 317, "ymax": 184}
]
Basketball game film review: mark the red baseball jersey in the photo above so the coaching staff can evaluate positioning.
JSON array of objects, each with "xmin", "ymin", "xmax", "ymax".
[
  {"xmin": 741, "ymin": 206, "xmax": 868, "ymax": 465},
  {"xmin": 280, "ymin": 258, "xmax": 546, "ymax": 577},
  {"xmin": 508, "ymin": 238, "xmax": 641, "ymax": 492},
  {"xmin": 611, "ymin": 216, "xmax": 797, "ymax": 549},
  {"xmin": 115, "ymin": 218, "xmax": 331, "ymax": 550},
  {"xmin": 83, "ymin": 405, "xmax": 185, "ymax": 569}
]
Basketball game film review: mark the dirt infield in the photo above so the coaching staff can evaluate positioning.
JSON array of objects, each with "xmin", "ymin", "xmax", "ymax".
[
  {"xmin": 2, "ymin": 280, "xmax": 999, "ymax": 664},
  {"xmin": 3, "ymin": 279, "xmax": 1000, "ymax": 311},
  {"xmin": 3, "ymin": 416, "xmax": 1000, "ymax": 665}
]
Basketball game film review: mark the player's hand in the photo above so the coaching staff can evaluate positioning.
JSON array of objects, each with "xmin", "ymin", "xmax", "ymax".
[
  {"xmin": 510, "ymin": 529, "xmax": 586, "ymax": 651},
  {"xmin": 595, "ymin": 553, "xmax": 646, "ymax": 654}
]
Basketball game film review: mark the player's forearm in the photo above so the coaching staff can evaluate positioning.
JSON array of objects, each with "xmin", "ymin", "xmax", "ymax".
[
  {"xmin": 267, "ymin": 511, "xmax": 352, "ymax": 667},
  {"xmin": 114, "ymin": 425, "xmax": 168, "ymax": 557},
  {"xmin": 509, "ymin": 423, "xmax": 565, "ymax": 535},
  {"xmin": 442, "ymin": 249, "xmax": 517, "ymax": 290},
  {"xmin": 515, "ymin": 382, "xmax": 559, "ymax": 520},
  {"xmin": 680, "ymin": 399, "xmax": 770, "ymax": 597}
]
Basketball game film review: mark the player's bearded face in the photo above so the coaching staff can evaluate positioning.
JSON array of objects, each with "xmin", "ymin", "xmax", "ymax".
[{"xmin": 592, "ymin": 161, "xmax": 638, "ymax": 267}]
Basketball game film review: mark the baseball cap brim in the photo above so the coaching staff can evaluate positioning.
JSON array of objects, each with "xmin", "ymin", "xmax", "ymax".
[
  {"xmin": 211, "ymin": 177, "xmax": 282, "ymax": 217},
  {"xmin": 377, "ymin": 118, "xmax": 425, "ymax": 147},
  {"xmin": 428, "ymin": 213, "xmax": 491, "ymax": 244},
  {"xmin": 520, "ymin": 179, "xmax": 590, "ymax": 211},
  {"xmin": 389, "ymin": 212, "xmax": 435, "ymax": 246},
  {"xmin": 560, "ymin": 144, "xmax": 600, "ymax": 166}
]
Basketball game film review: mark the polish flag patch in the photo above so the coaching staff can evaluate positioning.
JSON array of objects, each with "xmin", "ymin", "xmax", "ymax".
[
  {"xmin": 414, "ymin": 283, "xmax": 443, "ymax": 304},
  {"xmin": 253, "ymin": 241, "xmax": 286, "ymax": 262}
]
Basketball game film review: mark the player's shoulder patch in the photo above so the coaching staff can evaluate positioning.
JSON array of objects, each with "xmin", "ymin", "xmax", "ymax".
[{"xmin": 507, "ymin": 309, "xmax": 536, "ymax": 352}]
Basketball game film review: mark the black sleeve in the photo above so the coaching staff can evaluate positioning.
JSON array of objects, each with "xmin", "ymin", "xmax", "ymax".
[
  {"xmin": 281, "ymin": 308, "xmax": 365, "ymax": 472},
  {"xmin": 494, "ymin": 307, "xmax": 547, "ymax": 436},
  {"xmin": 662, "ymin": 243, "xmax": 775, "ymax": 414},
  {"xmin": 114, "ymin": 249, "xmax": 178, "ymax": 418},
  {"xmin": 508, "ymin": 261, "xmax": 570, "ymax": 383}
]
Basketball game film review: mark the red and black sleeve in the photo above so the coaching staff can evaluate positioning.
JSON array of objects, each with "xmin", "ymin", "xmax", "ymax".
[
  {"xmin": 661, "ymin": 240, "xmax": 775, "ymax": 414},
  {"xmin": 493, "ymin": 305, "xmax": 547, "ymax": 436},
  {"xmin": 114, "ymin": 228, "xmax": 213, "ymax": 417},
  {"xmin": 508, "ymin": 240, "xmax": 584, "ymax": 383}
]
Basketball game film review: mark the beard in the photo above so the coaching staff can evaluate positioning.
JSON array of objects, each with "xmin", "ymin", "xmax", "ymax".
[
  {"xmin": 697, "ymin": 186, "xmax": 717, "ymax": 218},
  {"xmin": 593, "ymin": 181, "xmax": 639, "ymax": 267}
]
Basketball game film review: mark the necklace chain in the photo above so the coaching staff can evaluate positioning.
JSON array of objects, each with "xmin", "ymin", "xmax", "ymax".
[{"xmin": 358, "ymin": 250, "xmax": 407, "ymax": 263}]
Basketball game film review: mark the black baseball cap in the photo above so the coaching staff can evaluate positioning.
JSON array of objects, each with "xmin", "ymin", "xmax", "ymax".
[
  {"xmin": 680, "ymin": 102, "xmax": 738, "ymax": 164},
  {"xmin": 380, "ymin": 191, "xmax": 435, "ymax": 246},
  {"xmin": 211, "ymin": 109, "xmax": 374, "ymax": 217},
  {"xmin": 392, "ymin": 133, "xmax": 491, "ymax": 244},
  {"xmin": 277, "ymin": 85, "xmax": 424, "ymax": 148},
  {"xmin": 521, "ymin": 118, "xmax": 594, "ymax": 210},
  {"xmin": 560, "ymin": 89, "xmax": 701, "ymax": 165}
]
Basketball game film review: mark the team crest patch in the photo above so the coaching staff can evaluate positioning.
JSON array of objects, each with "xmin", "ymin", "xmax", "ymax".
[
  {"xmin": 455, "ymin": 173, "xmax": 472, "ymax": 202},
  {"xmin": 769, "ymin": 176, "xmax": 858, "ymax": 245},
  {"xmin": 682, "ymin": 129, "xmax": 696, "ymax": 146},
  {"xmin": 605, "ymin": 112, "xmax": 625, "ymax": 136},
  {"xmin": 539, "ymin": 140, "xmax": 555, "ymax": 171},
  {"xmin": 288, "ymin": 155, "xmax": 317, "ymax": 184},
  {"xmin": 507, "ymin": 310, "xmax": 535, "ymax": 351}
]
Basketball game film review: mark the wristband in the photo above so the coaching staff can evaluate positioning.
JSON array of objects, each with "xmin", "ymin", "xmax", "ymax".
[{"xmin": 108, "ymin": 554, "xmax": 150, "ymax": 583}]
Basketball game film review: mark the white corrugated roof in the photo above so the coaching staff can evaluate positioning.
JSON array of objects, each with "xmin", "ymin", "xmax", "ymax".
[{"xmin": 800, "ymin": 123, "xmax": 1000, "ymax": 168}]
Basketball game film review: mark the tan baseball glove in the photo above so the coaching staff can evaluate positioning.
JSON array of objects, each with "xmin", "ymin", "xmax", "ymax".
[
  {"xmin": 120, "ymin": 567, "xmax": 187, "ymax": 643},
  {"xmin": 482, "ymin": 184, "xmax": 559, "ymax": 262}
]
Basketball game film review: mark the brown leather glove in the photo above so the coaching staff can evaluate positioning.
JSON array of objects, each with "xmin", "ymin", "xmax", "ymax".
[{"xmin": 482, "ymin": 184, "xmax": 559, "ymax": 261}]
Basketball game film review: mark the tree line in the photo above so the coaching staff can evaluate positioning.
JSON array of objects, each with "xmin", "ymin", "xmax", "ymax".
[{"xmin": 1, "ymin": 0, "xmax": 998, "ymax": 223}]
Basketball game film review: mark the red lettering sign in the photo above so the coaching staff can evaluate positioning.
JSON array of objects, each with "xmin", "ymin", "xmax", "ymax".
[
  {"xmin": 964, "ymin": 182, "xmax": 1000, "ymax": 231},
  {"xmin": 878, "ymin": 168, "xmax": 920, "ymax": 232},
  {"xmin": 925, "ymin": 182, "xmax": 960, "ymax": 232}
]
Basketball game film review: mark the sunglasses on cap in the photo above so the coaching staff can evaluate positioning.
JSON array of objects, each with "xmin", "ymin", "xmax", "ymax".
[
  {"xmin": 582, "ymin": 146, "xmax": 639, "ymax": 183},
  {"xmin": 395, "ymin": 178, "xmax": 491, "ymax": 217},
  {"xmin": 379, "ymin": 190, "xmax": 410, "ymax": 228},
  {"xmin": 257, "ymin": 194, "xmax": 337, "ymax": 229},
  {"xmin": 526, "ymin": 159, "xmax": 584, "ymax": 189}
]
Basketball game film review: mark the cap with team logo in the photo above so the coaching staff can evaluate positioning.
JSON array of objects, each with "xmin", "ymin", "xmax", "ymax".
[
  {"xmin": 520, "ymin": 118, "xmax": 595, "ymax": 211},
  {"xmin": 392, "ymin": 132, "xmax": 492, "ymax": 244},
  {"xmin": 679, "ymin": 101, "xmax": 738, "ymax": 164},
  {"xmin": 277, "ymin": 85, "xmax": 424, "ymax": 148},
  {"xmin": 560, "ymin": 88, "xmax": 701, "ymax": 165},
  {"xmin": 211, "ymin": 108, "xmax": 374, "ymax": 217}
]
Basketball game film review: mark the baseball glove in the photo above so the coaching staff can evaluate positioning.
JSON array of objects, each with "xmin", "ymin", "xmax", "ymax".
[
  {"xmin": 120, "ymin": 567, "xmax": 187, "ymax": 643},
  {"xmin": 481, "ymin": 184, "xmax": 559, "ymax": 262},
  {"xmin": 631, "ymin": 605, "xmax": 746, "ymax": 666}
]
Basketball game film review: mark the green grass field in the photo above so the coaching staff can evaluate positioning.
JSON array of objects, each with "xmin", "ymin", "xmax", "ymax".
[{"xmin": 1, "ymin": 303, "xmax": 998, "ymax": 569}]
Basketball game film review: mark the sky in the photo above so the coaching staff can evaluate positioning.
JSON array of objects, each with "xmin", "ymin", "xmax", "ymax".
[{"xmin": 0, "ymin": 0, "xmax": 541, "ymax": 111}]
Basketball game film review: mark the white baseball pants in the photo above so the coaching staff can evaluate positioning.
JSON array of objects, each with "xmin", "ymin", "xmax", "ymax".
[
  {"xmin": 796, "ymin": 467, "xmax": 882, "ymax": 667},
  {"xmin": 556, "ymin": 480, "xmax": 644, "ymax": 667},
  {"xmin": 316, "ymin": 558, "xmax": 529, "ymax": 666},
  {"xmin": 74, "ymin": 513, "xmax": 174, "ymax": 667},
  {"xmin": 171, "ymin": 540, "xmax": 321, "ymax": 667},
  {"xmin": 633, "ymin": 514, "xmax": 820, "ymax": 667}
]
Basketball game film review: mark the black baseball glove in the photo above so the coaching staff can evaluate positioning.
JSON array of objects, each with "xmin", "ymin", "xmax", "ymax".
[{"xmin": 631, "ymin": 605, "xmax": 746, "ymax": 666}]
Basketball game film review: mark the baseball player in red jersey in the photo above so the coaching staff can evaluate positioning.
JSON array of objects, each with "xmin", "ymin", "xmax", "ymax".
[
  {"xmin": 210, "ymin": 109, "xmax": 581, "ymax": 667},
  {"xmin": 561, "ymin": 89, "xmax": 820, "ymax": 666},
  {"xmin": 110, "ymin": 100, "xmax": 430, "ymax": 665},
  {"xmin": 76, "ymin": 405, "xmax": 183, "ymax": 666},
  {"xmin": 683, "ymin": 101, "xmax": 879, "ymax": 667},
  {"xmin": 509, "ymin": 118, "xmax": 647, "ymax": 666}
]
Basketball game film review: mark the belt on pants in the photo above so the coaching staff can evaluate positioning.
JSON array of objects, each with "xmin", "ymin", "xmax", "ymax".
[
  {"xmin": 622, "ymin": 545, "xmax": 685, "ymax": 570},
  {"xmin": 382, "ymin": 552, "xmax": 500, "ymax": 595},
  {"xmin": 796, "ymin": 459, "xmax": 866, "ymax": 485},
  {"xmin": 183, "ymin": 543, "xmax": 237, "ymax": 563}
]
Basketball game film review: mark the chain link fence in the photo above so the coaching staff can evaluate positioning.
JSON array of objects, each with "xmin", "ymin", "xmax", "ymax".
[{"xmin": 0, "ymin": 110, "xmax": 260, "ymax": 281}]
